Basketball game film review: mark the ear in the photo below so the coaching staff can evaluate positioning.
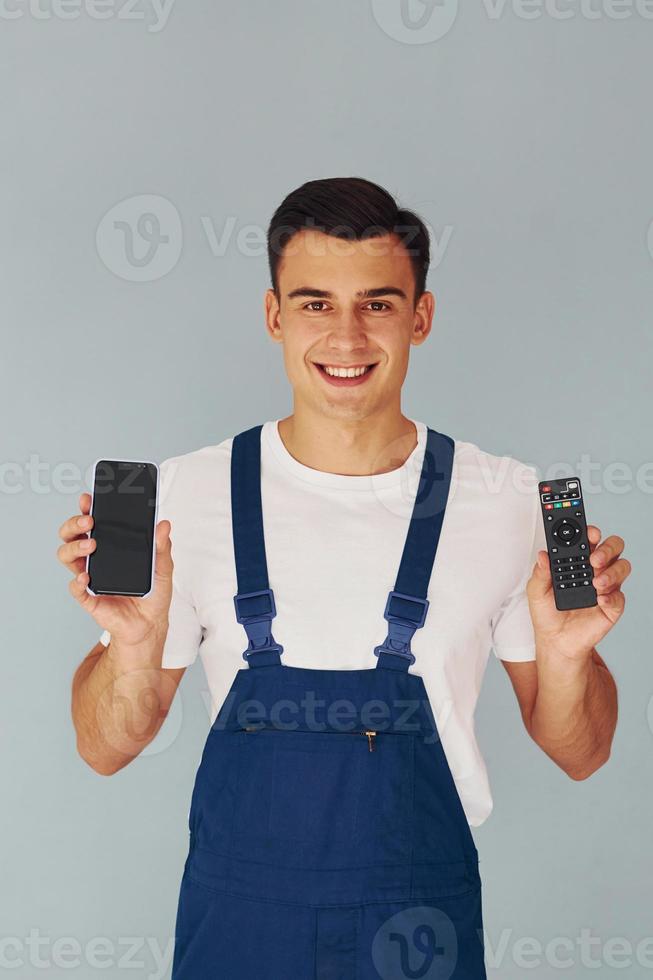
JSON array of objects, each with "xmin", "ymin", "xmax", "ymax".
[
  {"xmin": 411, "ymin": 290, "xmax": 435, "ymax": 346},
  {"xmin": 264, "ymin": 288, "xmax": 283, "ymax": 342}
]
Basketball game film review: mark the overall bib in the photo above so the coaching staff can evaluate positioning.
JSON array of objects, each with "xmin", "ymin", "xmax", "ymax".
[{"xmin": 171, "ymin": 425, "xmax": 487, "ymax": 980}]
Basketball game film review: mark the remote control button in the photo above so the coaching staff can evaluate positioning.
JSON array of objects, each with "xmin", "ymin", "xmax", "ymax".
[
  {"xmin": 545, "ymin": 503, "xmax": 553, "ymax": 510},
  {"xmin": 552, "ymin": 519, "xmax": 581, "ymax": 546},
  {"xmin": 542, "ymin": 494, "xmax": 552, "ymax": 502},
  {"xmin": 554, "ymin": 502, "xmax": 563, "ymax": 509}
]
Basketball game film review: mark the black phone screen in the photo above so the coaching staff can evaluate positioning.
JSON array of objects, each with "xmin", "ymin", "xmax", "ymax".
[{"xmin": 87, "ymin": 460, "xmax": 158, "ymax": 596}]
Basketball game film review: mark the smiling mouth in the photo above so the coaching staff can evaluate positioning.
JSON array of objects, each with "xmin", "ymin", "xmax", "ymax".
[{"xmin": 313, "ymin": 363, "xmax": 379, "ymax": 379}]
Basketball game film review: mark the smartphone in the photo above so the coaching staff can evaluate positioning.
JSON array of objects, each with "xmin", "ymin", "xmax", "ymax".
[{"xmin": 86, "ymin": 459, "xmax": 159, "ymax": 597}]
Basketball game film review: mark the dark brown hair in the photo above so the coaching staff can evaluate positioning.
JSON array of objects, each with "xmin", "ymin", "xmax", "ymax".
[{"xmin": 267, "ymin": 177, "xmax": 430, "ymax": 305}]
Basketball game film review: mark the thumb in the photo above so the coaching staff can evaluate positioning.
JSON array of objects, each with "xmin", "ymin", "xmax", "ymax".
[
  {"xmin": 153, "ymin": 520, "xmax": 173, "ymax": 584},
  {"xmin": 526, "ymin": 550, "xmax": 552, "ymax": 603}
]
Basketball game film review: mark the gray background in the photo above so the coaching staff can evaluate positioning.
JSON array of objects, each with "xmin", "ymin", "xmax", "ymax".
[{"xmin": 2, "ymin": 1, "xmax": 652, "ymax": 976}]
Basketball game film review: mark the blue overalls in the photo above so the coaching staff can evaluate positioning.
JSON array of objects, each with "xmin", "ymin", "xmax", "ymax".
[{"xmin": 171, "ymin": 424, "xmax": 487, "ymax": 979}]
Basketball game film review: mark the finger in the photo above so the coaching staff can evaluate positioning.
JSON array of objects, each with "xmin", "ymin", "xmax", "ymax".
[
  {"xmin": 68, "ymin": 569, "xmax": 99, "ymax": 611},
  {"xmin": 152, "ymin": 521, "xmax": 173, "ymax": 588},
  {"xmin": 57, "ymin": 535, "xmax": 96, "ymax": 570},
  {"xmin": 79, "ymin": 492, "xmax": 92, "ymax": 515},
  {"xmin": 590, "ymin": 535, "xmax": 625, "ymax": 571},
  {"xmin": 58, "ymin": 512, "xmax": 94, "ymax": 542},
  {"xmin": 526, "ymin": 550, "xmax": 553, "ymax": 603},
  {"xmin": 596, "ymin": 588, "xmax": 626, "ymax": 624},
  {"xmin": 593, "ymin": 558, "xmax": 632, "ymax": 595},
  {"xmin": 587, "ymin": 525, "xmax": 601, "ymax": 550}
]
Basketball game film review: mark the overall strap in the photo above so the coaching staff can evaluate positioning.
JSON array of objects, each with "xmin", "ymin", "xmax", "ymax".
[
  {"xmin": 231, "ymin": 425, "xmax": 284, "ymax": 668},
  {"xmin": 375, "ymin": 428, "xmax": 455, "ymax": 673}
]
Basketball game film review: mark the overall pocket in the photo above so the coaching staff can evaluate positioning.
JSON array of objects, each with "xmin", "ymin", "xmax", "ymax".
[
  {"xmin": 234, "ymin": 728, "xmax": 363, "ymax": 844},
  {"xmin": 232, "ymin": 727, "xmax": 413, "ymax": 861}
]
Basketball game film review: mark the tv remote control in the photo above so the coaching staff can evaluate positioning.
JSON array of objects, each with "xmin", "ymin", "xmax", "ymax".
[{"xmin": 538, "ymin": 478, "xmax": 598, "ymax": 611}]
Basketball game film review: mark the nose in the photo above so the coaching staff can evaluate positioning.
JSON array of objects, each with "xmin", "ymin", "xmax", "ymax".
[{"xmin": 326, "ymin": 311, "xmax": 368, "ymax": 352}]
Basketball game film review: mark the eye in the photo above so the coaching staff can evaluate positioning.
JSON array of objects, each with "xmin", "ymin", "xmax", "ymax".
[
  {"xmin": 304, "ymin": 301, "xmax": 329, "ymax": 312},
  {"xmin": 365, "ymin": 301, "xmax": 391, "ymax": 312}
]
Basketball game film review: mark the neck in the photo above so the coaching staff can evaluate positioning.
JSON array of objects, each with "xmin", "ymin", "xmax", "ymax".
[{"xmin": 276, "ymin": 406, "xmax": 418, "ymax": 477}]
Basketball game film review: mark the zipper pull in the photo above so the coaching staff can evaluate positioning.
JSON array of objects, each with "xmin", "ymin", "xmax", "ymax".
[{"xmin": 365, "ymin": 730, "xmax": 377, "ymax": 752}]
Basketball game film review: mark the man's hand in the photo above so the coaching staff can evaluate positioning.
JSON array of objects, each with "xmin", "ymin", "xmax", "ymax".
[
  {"xmin": 511, "ymin": 525, "xmax": 628, "ymax": 780},
  {"xmin": 526, "ymin": 526, "xmax": 631, "ymax": 661},
  {"xmin": 60, "ymin": 493, "xmax": 181, "ymax": 774},
  {"xmin": 57, "ymin": 492, "xmax": 174, "ymax": 651}
]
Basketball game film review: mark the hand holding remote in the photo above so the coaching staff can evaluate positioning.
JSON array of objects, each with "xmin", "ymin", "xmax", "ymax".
[{"xmin": 527, "ymin": 511, "xmax": 630, "ymax": 662}]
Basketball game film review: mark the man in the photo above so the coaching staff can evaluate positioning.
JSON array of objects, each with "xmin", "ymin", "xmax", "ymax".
[{"xmin": 59, "ymin": 177, "xmax": 628, "ymax": 978}]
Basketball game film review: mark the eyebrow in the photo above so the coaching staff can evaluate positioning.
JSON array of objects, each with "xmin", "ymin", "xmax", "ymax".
[{"xmin": 287, "ymin": 286, "xmax": 408, "ymax": 301}]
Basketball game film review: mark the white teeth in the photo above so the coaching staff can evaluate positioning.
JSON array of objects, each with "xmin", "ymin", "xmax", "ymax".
[{"xmin": 323, "ymin": 365, "xmax": 371, "ymax": 378}]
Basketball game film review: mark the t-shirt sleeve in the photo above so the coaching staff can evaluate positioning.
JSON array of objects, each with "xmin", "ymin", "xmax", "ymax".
[
  {"xmin": 97, "ymin": 457, "xmax": 202, "ymax": 669},
  {"xmin": 490, "ymin": 478, "xmax": 546, "ymax": 663}
]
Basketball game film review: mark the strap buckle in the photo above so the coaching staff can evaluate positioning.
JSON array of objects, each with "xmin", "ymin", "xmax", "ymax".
[
  {"xmin": 373, "ymin": 590, "xmax": 429, "ymax": 665},
  {"xmin": 233, "ymin": 588, "xmax": 284, "ymax": 662}
]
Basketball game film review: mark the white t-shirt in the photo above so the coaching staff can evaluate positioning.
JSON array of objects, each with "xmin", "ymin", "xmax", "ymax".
[{"xmin": 99, "ymin": 418, "xmax": 545, "ymax": 826}]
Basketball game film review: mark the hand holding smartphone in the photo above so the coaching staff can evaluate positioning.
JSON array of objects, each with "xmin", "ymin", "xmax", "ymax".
[{"xmin": 86, "ymin": 459, "xmax": 159, "ymax": 597}]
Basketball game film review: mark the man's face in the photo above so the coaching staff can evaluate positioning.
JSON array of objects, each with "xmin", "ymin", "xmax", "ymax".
[{"xmin": 265, "ymin": 229, "xmax": 433, "ymax": 422}]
